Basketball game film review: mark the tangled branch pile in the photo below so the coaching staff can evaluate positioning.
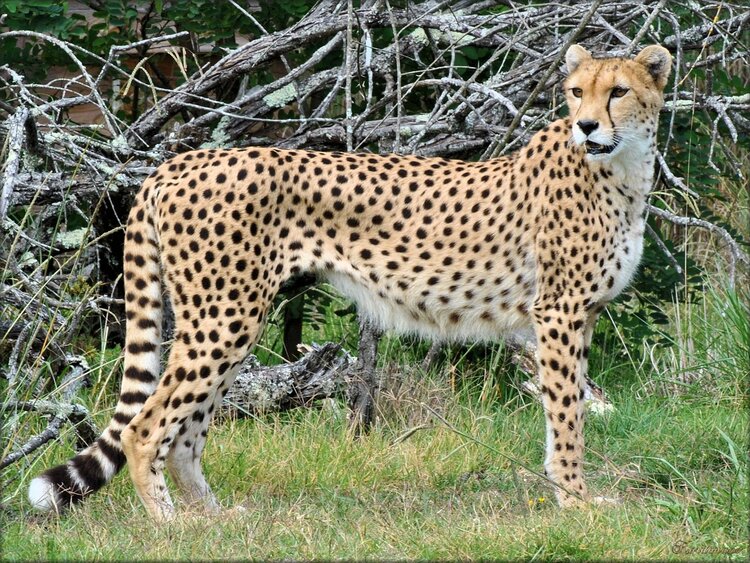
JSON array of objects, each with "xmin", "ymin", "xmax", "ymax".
[{"xmin": 1, "ymin": 0, "xmax": 749, "ymax": 471}]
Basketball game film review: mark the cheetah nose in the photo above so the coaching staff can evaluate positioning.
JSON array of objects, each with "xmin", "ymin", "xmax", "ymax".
[{"xmin": 577, "ymin": 119, "xmax": 599, "ymax": 136}]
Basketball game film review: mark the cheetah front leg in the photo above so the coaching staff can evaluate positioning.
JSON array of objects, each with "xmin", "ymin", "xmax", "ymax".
[{"xmin": 532, "ymin": 303, "xmax": 591, "ymax": 507}]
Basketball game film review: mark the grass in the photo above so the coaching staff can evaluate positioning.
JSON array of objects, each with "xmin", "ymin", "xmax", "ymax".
[
  {"xmin": 2, "ymin": 390, "xmax": 747, "ymax": 560},
  {"xmin": 1, "ymin": 278, "xmax": 748, "ymax": 561}
]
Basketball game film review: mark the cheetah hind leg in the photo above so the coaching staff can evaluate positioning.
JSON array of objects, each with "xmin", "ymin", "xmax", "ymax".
[
  {"xmin": 123, "ymin": 321, "xmax": 255, "ymax": 520},
  {"xmin": 120, "ymin": 342, "xmax": 199, "ymax": 522},
  {"xmin": 122, "ymin": 336, "xmax": 223, "ymax": 520},
  {"xmin": 164, "ymin": 367, "xmax": 246, "ymax": 514},
  {"xmin": 165, "ymin": 400, "xmax": 219, "ymax": 514}
]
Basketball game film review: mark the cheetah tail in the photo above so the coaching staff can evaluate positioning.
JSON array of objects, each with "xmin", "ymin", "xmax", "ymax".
[{"xmin": 29, "ymin": 184, "xmax": 163, "ymax": 512}]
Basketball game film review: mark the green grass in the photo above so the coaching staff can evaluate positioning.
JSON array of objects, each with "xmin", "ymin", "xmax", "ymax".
[
  {"xmin": 2, "ymin": 281, "xmax": 748, "ymax": 560},
  {"xmin": 2, "ymin": 384, "xmax": 747, "ymax": 560}
]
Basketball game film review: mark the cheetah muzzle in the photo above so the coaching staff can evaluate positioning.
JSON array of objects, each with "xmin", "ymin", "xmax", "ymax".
[
  {"xmin": 584, "ymin": 138, "xmax": 619, "ymax": 155},
  {"xmin": 29, "ymin": 44, "xmax": 673, "ymax": 520}
]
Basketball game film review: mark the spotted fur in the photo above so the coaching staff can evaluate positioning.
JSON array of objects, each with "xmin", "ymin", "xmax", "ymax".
[{"xmin": 29, "ymin": 45, "xmax": 671, "ymax": 519}]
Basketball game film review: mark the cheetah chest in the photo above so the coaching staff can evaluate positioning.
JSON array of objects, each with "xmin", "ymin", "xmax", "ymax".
[
  {"xmin": 593, "ymin": 195, "xmax": 648, "ymax": 306},
  {"xmin": 607, "ymin": 217, "xmax": 645, "ymax": 300}
]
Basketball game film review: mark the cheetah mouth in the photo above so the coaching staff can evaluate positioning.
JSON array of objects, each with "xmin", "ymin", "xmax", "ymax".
[{"xmin": 584, "ymin": 140, "xmax": 618, "ymax": 155}]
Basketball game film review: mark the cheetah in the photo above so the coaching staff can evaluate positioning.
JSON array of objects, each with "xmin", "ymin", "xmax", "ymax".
[{"xmin": 29, "ymin": 44, "xmax": 672, "ymax": 520}]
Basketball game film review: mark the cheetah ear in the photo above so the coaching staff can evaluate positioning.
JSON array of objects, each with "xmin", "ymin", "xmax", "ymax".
[
  {"xmin": 565, "ymin": 44, "xmax": 591, "ymax": 74},
  {"xmin": 634, "ymin": 45, "xmax": 672, "ymax": 89}
]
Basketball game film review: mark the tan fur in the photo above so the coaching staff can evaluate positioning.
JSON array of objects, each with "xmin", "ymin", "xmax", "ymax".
[{"xmin": 30, "ymin": 45, "xmax": 671, "ymax": 519}]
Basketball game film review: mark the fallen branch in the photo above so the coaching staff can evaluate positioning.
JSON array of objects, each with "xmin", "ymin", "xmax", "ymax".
[
  {"xmin": 1, "ymin": 354, "xmax": 93, "ymax": 470},
  {"xmin": 221, "ymin": 342, "xmax": 354, "ymax": 417},
  {"xmin": 0, "ymin": 416, "xmax": 67, "ymax": 471},
  {"xmin": 0, "ymin": 107, "xmax": 28, "ymax": 221}
]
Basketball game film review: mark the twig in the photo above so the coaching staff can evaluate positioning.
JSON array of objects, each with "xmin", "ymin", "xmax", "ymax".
[
  {"xmin": 345, "ymin": 0, "xmax": 355, "ymax": 151},
  {"xmin": 645, "ymin": 222, "xmax": 683, "ymax": 275},
  {"xmin": 655, "ymin": 151, "xmax": 699, "ymax": 198},
  {"xmin": 385, "ymin": 0, "xmax": 403, "ymax": 152},
  {"xmin": 624, "ymin": 0, "xmax": 668, "ymax": 55},
  {"xmin": 0, "ymin": 416, "xmax": 67, "ymax": 471},
  {"xmin": 1, "ymin": 354, "xmax": 92, "ymax": 470},
  {"xmin": 647, "ymin": 204, "xmax": 749, "ymax": 287}
]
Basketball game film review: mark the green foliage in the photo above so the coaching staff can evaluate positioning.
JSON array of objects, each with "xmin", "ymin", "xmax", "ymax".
[
  {"xmin": 599, "ymin": 233, "xmax": 703, "ymax": 356},
  {"xmin": 0, "ymin": 0, "xmax": 313, "ymax": 80},
  {"xmin": 274, "ymin": 0, "xmax": 314, "ymax": 20},
  {"xmin": 2, "ymin": 0, "xmax": 67, "ymax": 29},
  {"xmin": 1, "ymin": 0, "xmax": 84, "ymax": 71}
]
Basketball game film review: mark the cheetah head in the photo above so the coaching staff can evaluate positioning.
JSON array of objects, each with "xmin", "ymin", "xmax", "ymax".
[{"xmin": 564, "ymin": 44, "xmax": 672, "ymax": 161}]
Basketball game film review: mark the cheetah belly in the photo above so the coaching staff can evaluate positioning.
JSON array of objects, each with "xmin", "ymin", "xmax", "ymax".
[{"xmin": 324, "ymin": 270, "xmax": 534, "ymax": 343}]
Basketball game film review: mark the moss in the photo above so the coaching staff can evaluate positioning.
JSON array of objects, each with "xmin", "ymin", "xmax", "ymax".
[{"xmin": 263, "ymin": 83, "xmax": 297, "ymax": 109}]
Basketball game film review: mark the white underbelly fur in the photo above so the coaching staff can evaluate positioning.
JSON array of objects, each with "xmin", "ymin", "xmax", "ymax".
[{"xmin": 324, "ymin": 271, "xmax": 532, "ymax": 343}]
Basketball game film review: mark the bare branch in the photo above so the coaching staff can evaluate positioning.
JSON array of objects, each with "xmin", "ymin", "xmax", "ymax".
[
  {"xmin": 0, "ymin": 107, "xmax": 28, "ymax": 221},
  {"xmin": 1, "ymin": 355, "xmax": 93, "ymax": 470},
  {"xmin": 647, "ymin": 204, "xmax": 749, "ymax": 287}
]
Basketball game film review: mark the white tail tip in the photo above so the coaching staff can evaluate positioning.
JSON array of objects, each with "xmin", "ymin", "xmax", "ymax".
[{"xmin": 28, "ymin": 476, "xmax": 58, "ymax": 512}]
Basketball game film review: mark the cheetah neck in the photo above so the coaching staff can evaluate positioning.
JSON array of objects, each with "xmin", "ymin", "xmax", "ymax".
[{"xmin": 597, "ymin": 141, "xmax": 657, "ymax": 199}]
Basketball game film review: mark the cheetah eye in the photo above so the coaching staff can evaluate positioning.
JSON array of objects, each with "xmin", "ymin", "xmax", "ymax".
[
  {"xmin": 611, "ymin": 86, "xmax": 629, "ymax": 98},
  {"xmin": 571, "ymin": 87, "xmax": 583, "ymax": 98}
]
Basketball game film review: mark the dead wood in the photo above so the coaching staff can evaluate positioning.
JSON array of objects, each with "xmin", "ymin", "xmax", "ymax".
[{"xmin": 221, "ymin": 342, "xmax": 354, "ymax": 417}]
